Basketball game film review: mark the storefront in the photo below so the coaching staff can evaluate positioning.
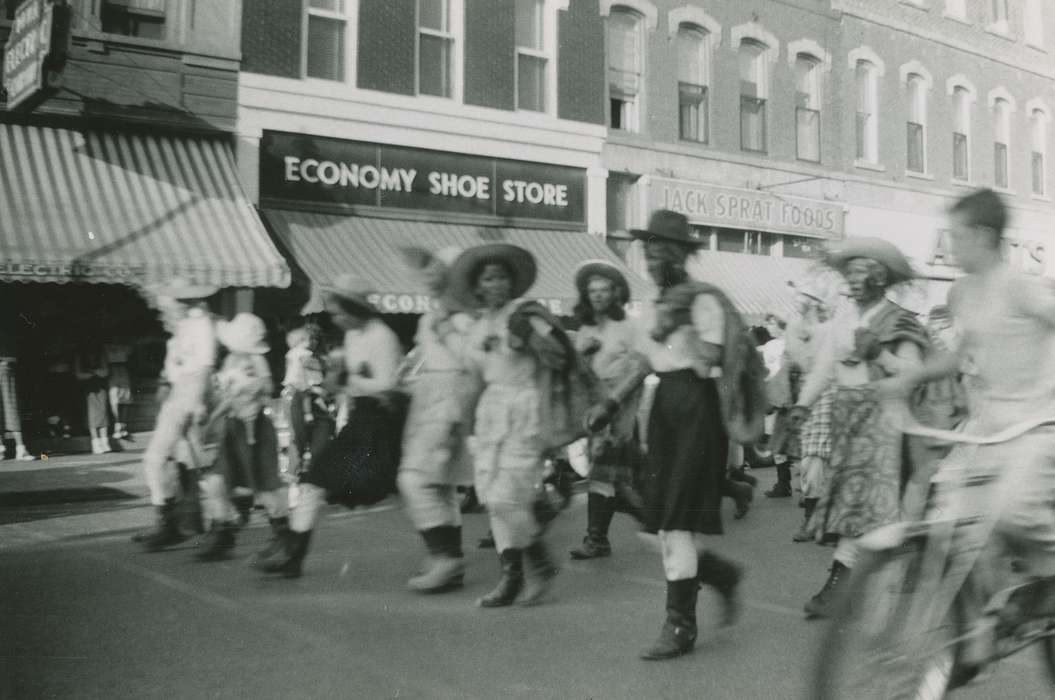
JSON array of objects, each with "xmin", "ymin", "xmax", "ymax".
[
  {"xmin": 0, "ymin": 121, "xmax": 290, "ymax": 440},
  {"xmin": 255, "ymin": 130, "xmax": 650, "ymax": 344}
]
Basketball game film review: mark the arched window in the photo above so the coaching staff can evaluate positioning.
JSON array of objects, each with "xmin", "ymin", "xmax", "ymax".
[
  {"xmin": 739, "ymin": 39, "xmax": 768, "ymax": 152},
  {"xmin": 1032, "ymin": 109, "xmax": 1048, "ymax": 195},
  {"xmin": 906, "ymin": 74, "xmax": 928, "ymax": 173},
  {"xmin": 993, "ymin": 98, "xmax": 1012, "ymax": 188},
  {"xmin": 1025, "ymin": 0, "xmax": 1044, "ymax": 47},
  {"xmin": 677, "ymin": 24, "xmax": 711, "ymax": 143},
  {"xmin": 952, "ymin": 86, "xmax": 972, "ymax": 181},
  {"xmin": 607, "ymin": 7, "xmax": 644, "ymax": 131},
  {"xmin": 795, "ymin": 53, "xmax": 822, "ymax": 162},
  {"xmin": 855, "ymin": 59, "xmax": 879, "ymax": 163}
]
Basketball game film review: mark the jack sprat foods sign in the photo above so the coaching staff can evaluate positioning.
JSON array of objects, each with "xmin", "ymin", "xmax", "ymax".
[{"xmin": 260, "ymin": 131, "xmax": 585, "ymax": 224}]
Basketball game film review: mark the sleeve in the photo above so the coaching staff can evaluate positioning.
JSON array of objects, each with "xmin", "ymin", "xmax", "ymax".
[
  {"xmin": 690, "ymin": 294, "xmax": 725, "ymax": 345},
  {"xmin": 349, "ymin": 327, "xmax": 402, "ymax": 394}
]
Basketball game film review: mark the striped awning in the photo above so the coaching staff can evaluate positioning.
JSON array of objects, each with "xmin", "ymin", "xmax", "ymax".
[
  {"xmin": 0, "ymin": 123, "xmax": 290, "ymax": 288},
  {"xmin": 263, "ymin": 209, "xmax": 651, "ymax": 315},
  {"xmin": 622, "ymin": 239, "xmax": 816, "ymax": 323}
]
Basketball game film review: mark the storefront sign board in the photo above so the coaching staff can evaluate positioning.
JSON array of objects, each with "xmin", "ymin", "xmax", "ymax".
[{"xmin": 2, "ymin": 0, "xmax": 70, "ymax": 112}]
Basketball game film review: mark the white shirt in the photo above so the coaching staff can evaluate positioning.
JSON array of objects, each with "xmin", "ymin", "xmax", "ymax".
[
  {"xmin": 342, "ymin": 319, "xmax": 403, "ymax": 397},
  {"xmin": 636, "ymin": 294, "xmax": 725, "ymax": 374}
]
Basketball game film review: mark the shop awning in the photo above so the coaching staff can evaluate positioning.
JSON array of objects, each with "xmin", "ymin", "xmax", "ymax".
[
  {"xmin": 263, "ymin": 209, "xmax": 651, "ymax": 315},
  {"xmin": 0, "ymin": 124, "xmax": 290, "ymax": 288},
  {"xmin": 623, "ymin": 239, "xmax": 814, "ymax": 323}
]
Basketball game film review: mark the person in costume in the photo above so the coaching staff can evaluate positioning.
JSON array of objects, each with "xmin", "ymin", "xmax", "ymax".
[
  {"xmin": 791, "ymin": 238, "xmax": 927, "ymax": 618},
  {"xmin": 396, "ymin": 246, "xmax": 481, "ymax": 593},
  {"xmin": 281, "ymin": 322, "xmax": 334, "ymax": 476},
  {"xmin": 136, "ymin": 278, "xmax": 218, "ymax": 552},
  {"xmin": 588, "ymin": 210, "xmax": 766, "ymax": 660},
  {"xmin": 448, "ymin": 242, "xmax": 589, "ymax": 608},
  {"xmin": 256, "ymin": 275, "xmax": 405, "ymax": 578},
  {"xmin": 196, "ymin": 313, "xmax": 287, "ymax": 561},
  {"xmin": 568, "ymin": 259, "xmax": 645, "ymax": 559}
]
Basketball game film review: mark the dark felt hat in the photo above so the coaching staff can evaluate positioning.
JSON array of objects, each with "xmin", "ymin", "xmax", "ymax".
[{"xmin": 630, "ymin": 209, "xmax": 703, "ymax": 246}]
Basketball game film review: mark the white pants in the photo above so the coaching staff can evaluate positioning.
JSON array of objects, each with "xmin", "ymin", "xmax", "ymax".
[
  {"xmin": 142, "ymin": 399, "xmax": 194, "ymax": 506},
  {"xmin": 645, "ymin": 530, "xmax": 720, "ymax": 581}
]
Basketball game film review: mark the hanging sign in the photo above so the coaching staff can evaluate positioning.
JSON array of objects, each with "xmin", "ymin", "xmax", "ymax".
[{"xmin": 2, "ymin": 0, "xmax": 71, "ymax": 112}]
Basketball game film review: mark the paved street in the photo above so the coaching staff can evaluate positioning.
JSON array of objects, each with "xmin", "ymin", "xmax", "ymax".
[{"xmin": 0, "ymin": 452, "xmax": 1050, "ymax": 700}]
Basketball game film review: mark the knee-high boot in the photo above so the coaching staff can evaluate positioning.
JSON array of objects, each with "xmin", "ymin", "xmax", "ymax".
[
  {"xmin": 139, "ymin": 498, "xmax": 188, "ymax": 552},
  {"xmin": 477, "ymin": 549, "xmax": 524, "ymax": 608},
  {"xmin": 255, "ymin": 529, "xmax": 313, "ymax": 578},
  {"xmin": 640, "ymin": 579, "xmax": 699, "ymax": 660},
  {"xmin": 764, "ymin": 462, "xmax": 793, "ymax": 498},
  {"xmin": 250, "ymin": 517, "xmax": 291, "ymax": 563},
  {"xmin": 697, "ymin": 551, "xmax": 744, "ymax": 627},
  {"xmin": 408, "ymin": 526, "xmax": 465, "ymax": 592},
  {"xmin": 520, "ymin": 538, "xmax": 559, "ymax": 605},
  {"xmin": 793, "ymin": 498, "xmax": 819, "ymax": 542},
  {"xmin": 570, "ymin": 493, "xmax": 614, "ymax": 559}
]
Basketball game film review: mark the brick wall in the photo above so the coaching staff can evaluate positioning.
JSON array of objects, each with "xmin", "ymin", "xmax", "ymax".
[
  {"xmin": 241, "ymin": 0, "xmax": 303, "ymax": 79},
  {"xmin": 557, "ymin": 0, "xmax": 606, "ymax": 124},
  {"xmin": 357, "ymin": 0, "xmax": 416, "ymax": 95},
  {"xmin": 464, "ymin": 0, "xmax": 515, "ymax": 110}
]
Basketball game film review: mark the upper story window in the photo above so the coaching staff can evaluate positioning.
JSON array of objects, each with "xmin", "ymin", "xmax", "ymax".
[
  {"xmin": 1025, "ymin": 0, "xmax": 1044, "ymax": 46},
  {"xmin": 1032, "ymin": 108, "xmax": 1048, "ymax": 196},
  {"xmin": 607, "ymin": 8, "xmax": 644, "ymax": 132},
  {"xmin": 990, "ymin": 0, "xmax": 1009, "ymax": 28},
  {"xmin": 952, "ymin": 86, "xmax": 972, "ymax": 180},
  {"xmin": 993, "ymin": 97, "xmax": 1012, "ymax": 188},
  {"xmin": 795, "ymin": 54, "xmax": 822, "ymax": 162},
  {"xmin": 306, "ymin": 0, "xmax": 346, "ymax": 82},
  {"xmin": 944, "ymin": 0, "xmax": 966, "ymax": 19},
  {"xmin": 515, "ymin": 0, "xmax": 546, "ymax": 112},
  {"xmin": 855, "ymin": 60, "xmax": 880, "ymax": 164},
  {"xmin": 63, "ymin": 0, "xmax": 167, "ymax": 39},
  {"xmin": 418, "ymin": 0, "xmax": 454, "ymax": 97},
  {"xmin": 739, "ymin": 39, "xmax": 768, "ymax": 153},
  {"xmin": 906, "ymin": 73, "xmax": 928, "ymax": 173},
  {"xmin": 677, "ymin": 24, "xmax": 711, "ymax": 143}
]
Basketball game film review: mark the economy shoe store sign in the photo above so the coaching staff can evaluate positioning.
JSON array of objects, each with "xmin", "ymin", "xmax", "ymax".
[{"xmin": 260, "ymin": 131, "xmax": 586, "ymax": 224}]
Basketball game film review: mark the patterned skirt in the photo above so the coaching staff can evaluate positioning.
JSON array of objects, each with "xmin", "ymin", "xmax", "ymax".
[{"xmin": 799, "ymin": 386, "xmax": 836, "ymax": 460}]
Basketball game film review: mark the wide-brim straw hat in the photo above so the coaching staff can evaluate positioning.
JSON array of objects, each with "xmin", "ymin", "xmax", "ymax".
[
  {"xmin": 825, "ymin": 237, "xmax": 916, "ymax": 284},
  {"xmin": 630, "ymin": 209, "xmax": 704, "ymax": 246},
  {"xmin": 447, "ymin": 243, "xmax": 537, "ymax": 309},
  {"xmin": 217, "ymin": 312, "xmax": 269, "ymax": 355},
  {"xmin": 155, "ymin": 276, "xmax": 219, "ymax": 301},
  {"xmin": 574, "ymin": 259, "xmax": 630, "ymax": 301},
  {"xmin": 301, "ymin": 273, "xmax": 376, "ymax": 316}
]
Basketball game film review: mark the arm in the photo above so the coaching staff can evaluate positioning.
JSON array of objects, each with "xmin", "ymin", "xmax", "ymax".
[
  {"xmin": 875, "ymin": 338, "xmax": 923, "ymax": 377},
  {"xmin": 796, "ymin": 327, "xmax": 836, "ymax": 408},
  {"xmin": 688, "ymin": 294, "xmax": 724, "ymax": 375}
]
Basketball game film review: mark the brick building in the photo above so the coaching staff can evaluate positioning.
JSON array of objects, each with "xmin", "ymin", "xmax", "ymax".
[{"xmin": 0, "ymin": 0, "xmax": 289, "ymax": 440}]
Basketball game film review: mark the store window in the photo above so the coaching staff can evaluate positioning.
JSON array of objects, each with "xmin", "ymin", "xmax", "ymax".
[
  {"xmin": 418, "ymin": 0, "xmax": 454, "ymax": 97},
  {"xmin": 676, "ymin": 24, "xmax": 710, "ymax": 143},
  {"xmin": 795, "ymin": 53, "xmax": 822, "ymax": 162},
  {"xmin": 952, "ymin": 86, "xmax": 972, "ymax": 181},
  {"xmin": 739, "ymin": 39, "xmax": 768, "ymax": 153},
  {"xmin": 993, "ymin": 97, "xmax": 1011, "ymax": 189},
  {"xmin": 607, "ymin": 7, "xmax": 643, "ymax": 132},
  {"xmin": 606, "ymin": 173, "xmax": 640, "ymax": 237},
  {"xmin": 306, "ymin": 0, "xmax": 346, "ymax": 81},
  {"xmin": 906, "ymin": 73, "xmax": 928, "ymax": 173},
  {"xmin": 1032, "ymin": 108, "xmax": 1047, "ymax": 196},
  {"xmin": 944, "ymin": 0, "xmax": 966, "ymax": 19},
  {"xmin": 1025, "ymin": 0, "xmax": 1044, "ymax": 46},
  {"xmin": 96, "ymin": 0, "xmax": 167, "ymax": 40},
  {"xmin": 855, "ymin": 60, "xmax": 879, "ymax": 163},
  {"xmin": 515, "ymin": 0, "xmax": 546, "ymax": 112}
]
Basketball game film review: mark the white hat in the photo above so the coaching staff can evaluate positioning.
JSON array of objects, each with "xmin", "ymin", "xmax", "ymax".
[{"xmin": 217, "ymin": 313, "xmax": 269, "ymax": 355}]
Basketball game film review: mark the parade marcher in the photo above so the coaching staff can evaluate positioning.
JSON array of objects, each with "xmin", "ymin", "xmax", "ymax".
[
  {"xmin": 196, "ymin": 313, "xmax": 287, "ymax": 562},
  {"xmin": 791, "ymin": 238, "xmax": 927, "ymax": 618},
  {"xmin": 568, "ymin": 259, "xmax": 645, "ymax": 560},
  {"xmin": 74, "ymin": 343, "xmax": 111, "ymax": 454},
  {"xmin": 448, "ymin": 242, "xmax": 590, "ymax": 608},
  {"xmin": 761, "ymin": 314, "xmax": 796, "ymax": 498},
  {"xmin": 281, "ymin": 323, "xmax": 334, "ymax": 475},
  {"xmin": 587, "ymin": 210, "xmax": 767, "ymax": 660},
  {"xmin": 136, "ymin": 278, "xmax": 218, "ymax": 552},
  {"xmin": 256, "ymin": 275, "xmax": 406, "ymax": 578},
  {"xmin": 396, "ymin": 246, "xmax": 481, "ymax": 593}
]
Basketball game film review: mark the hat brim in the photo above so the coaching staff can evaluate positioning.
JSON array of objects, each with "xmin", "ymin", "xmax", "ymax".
[
  {"xmin": 216, "ymin": 326, "xmax": 269, "ymax": 355},
  {"xmin": 574, "ymin": 260, "xmax": 630, "ymax": 301},
  {"xmin": 826, "ymin": 250, "xmax": 915, "ymax": 284},
  {"xmin": 447, "ymin": 244, "xmax": 537, "ymax": 309},
  {"xmin": 156, "ymin": 283, "xmax": 220, "ymax": 300},
  {"xmin": 629, "ymin": 228, "xmax": 702, "ymax": 247}
]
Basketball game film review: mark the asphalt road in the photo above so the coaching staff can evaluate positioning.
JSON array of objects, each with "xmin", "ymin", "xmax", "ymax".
[{"xmin": 0, "ymin": 470, "xmax": 1051, "ymax": 700}]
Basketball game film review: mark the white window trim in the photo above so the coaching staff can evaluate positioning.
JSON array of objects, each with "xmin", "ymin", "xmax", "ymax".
[
  {"xmin": 666, "ymin": 6, "xmax": 721, "ymax": 45},
  {"xmin": 606, "ymin": 5, "xmax": 646, "ymax": 133},
  {"xmin": 943, "ymin": 0, "xmax": 966, "ymax": 20},
  {"xmin": 514, "ymin": 0, "xmax": 558, "ymax": 115},
  {"xmin": 1027, "ymin": 98, "xmax": 1053, "ymax": 122},
  {"xmin": 900, "ymin": 0, "xmax": 929, "ymax": 9},
  {"xmin": 992, "ymin": 97, "xmax": 1013, "ymax": 190},
  {"xmin": 988, "ymin": 86, "xmax": 1018, "ymax": 113},
  {"xmin": 950, "ymin": 82, "xmax": 974, "ymax": 183},
  {"xmin": 1024, "ymin": 0, "xmax": 1045, "ymax": 48},
  {"xmin": 898, "ymin": 60, "xmax": 934, "ymax": 89},
  {"xmin": 904, "ymin": 70, "xmax": 931, "ymax": 175},
  {"xmin": 730, "ymin": 22, "xmax": 780, "ymax": 63},
  {"xmin": 787, "ymin": 39, "xmax": 832, "ymax": 71},
  {"xmin": 675, "ymin": 22, "xmax": 714, "ymax": 143},
  {"xmin": 848, "ymin": 46, "xmax": 886, "ymax": 76},
  {"xmin": 945, "ymin": 74, "xmax": 977, "ymax": 100},
  {"xmin": 303, "ymin": 0, "xmax": 353, "ymax": 84},
  {"xmin": 1029, "ymin": 101, "xmax": 1050, "ymax": 197},
  {"xmin": 855, "ymin": 59, "xmax": 881, "ymax": 165},
  {"xmin": 599, "ymin": 0, "xmax": 657, "ymax": 29},
  {"xmin": 415, "ymin": 0, "xmax": 464, "ymax": 102}
]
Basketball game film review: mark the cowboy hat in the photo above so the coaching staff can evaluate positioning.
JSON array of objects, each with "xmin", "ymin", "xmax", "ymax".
[
  {"xmin": 825, "ymin": 237, "xmax": 916, "ymax": 284},
  {"xmin": 574, "ymin": 259, "xmax": 630, "ymax": 302},
  {"xmin": 301, "ymin": 273, "xmax": 376, "ymax": 316},
  {"xmin": 155, "ymin": 276, "xmax": 219, "ymax": 301},
  {"xmin": 447, "ymin": 243, "xmax": 537, "ymax": 309},
  {"xmin": 630, "ymin": 209, "xmax": 705, "ymax": 247},
  {"xmin": 217, "ymin": 312, "xmax": 269, "ymax": 355}
]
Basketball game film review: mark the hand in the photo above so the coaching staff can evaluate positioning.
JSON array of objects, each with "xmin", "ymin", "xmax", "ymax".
[
  {"xmin": 508, "ymin": 309, "xmax": 533, "ymax": 344},
  {"xmin": 580, "ymin": 337, "xmax": 602, "ymax": 357},
  {"xmin": 787, "ymin": 405, "xmax": 811, "ymax": 429},
  {"xmin": 585, "ymin": 399, "xmax": 618, "ymax": 432},
  {"xmin": 854, "ymin": 328, "xmax": 882, "ymax": 361}
]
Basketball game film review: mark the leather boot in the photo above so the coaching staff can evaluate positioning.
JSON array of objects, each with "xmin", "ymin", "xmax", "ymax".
[
  {"xmin": 764, "ymin": 462, "xmax": 792, "ymax": 498},
  {"xmin": 140, "ymin": 499, "xmax": 188, "ymax": 552},
  {"xmin": 408, "ymin": 526, "xmax": 465, "ymax": 593},
  {"xmin": 520, "ymin": 539, "xmax": 559, "ymax": 606},
  {"xmin": 177, "ymin": 463, "xmax": 205, "ymax": 535},
  {"xmin": 804, "ymin": 560, "xmax": 851, "ymax": 619},
  {"xmin": 792, "ymin": 499, "xmax": 818, "ymax": 542},
  {"xmin": 196, "ymin": 521, "xmax": 238, "ymax": 561},
  {"xmin": 250, "ymin": 517, "xmax": 291, "ymax": 564},
  {"xmin": 698, "ymin": 551, "xmax": 744, "ymax": 627},
  {"xmin": 640, "ymin": 579, "xmax": 699, "ymax": 660},
  {"xmin": 255, "ymin": 529, "xmax": 313, "ymax": 578},
  {"xmin": 570, "ymin": 493, "xmax": 614, "ymax": 559},
  {"xmin": 477, "ymin": 549, "xmax": 524, "ymax": 608},
  {"xmin": 613, "ymin": 483, "xmax": 646, "ymax": 525},
  {"xmin": 728, "ymin": 465, "xmax": 758, "ymax": 487},
  {"xmin": 724, "ymin": 478, "xmax": 753, "ymax": 520}
]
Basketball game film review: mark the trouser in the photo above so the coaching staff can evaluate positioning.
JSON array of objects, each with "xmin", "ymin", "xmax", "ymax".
[
  {"xmin": 398, "ymin": 471, "xmax": 463, "ymax": 530},
  {"xmin": 488, "ymin": 501, "xmax": 541, "ymax": 551},
  {"xmin": 143, "ymin": 398, "xmax": 197, "ymax": 506},
  {"xmin": 200, "ymin": 473, "xmax": 288, "ymax": 525},
  {"xmin": 656, "ymin": 530, "xmax": 723, "ymax": 580}
]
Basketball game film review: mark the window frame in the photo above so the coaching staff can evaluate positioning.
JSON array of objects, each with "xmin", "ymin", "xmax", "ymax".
[
  {"xmin": 1031, "ymin": 108, "xmax": 1049, "ymax": 196},
  {"xmin": 943, "ymin": 0, "xmax": 966, "ymax": 20},
  {"xmin": 855, "ymin": 59, "xmax": 880, "ymax": 165},
  {"xmin": 514, "ymin": 0, "xmax": 548, "ymax": 112},
  {"xmin": 794, "ymin": 53, "xmax": 822, "ymax": 162},
  {"xmin": 304, "ymin": 0, "xmax": 348, "ymax": 83},
  {"xmin": 676, "ymin": 23, "xmax": 711, "ymax": 144},
  {"xmin": 416, "ymin": 0, "xmax": 457, "ymax": 99},
  {"xmin": 951, "ymin": 86, "xmax": 972, "ymax": 182},
  {"xmin": 905, "ymin": 73, "xmax": 929, "ymax": 174},
  {"xmin": 993, "ymin": 97, "xmax": 1012, "ymax": 189},
  {"xmin": 1024, "ymin": 0, "xmax": 1045, "ymax": 47},
  {"xmin": 606, "ymin": 6, "xmax": 645, "ymax": 133},
  {"xmin": 738, "ymin": 39, "xmax": 769, "ymax": 153}
]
